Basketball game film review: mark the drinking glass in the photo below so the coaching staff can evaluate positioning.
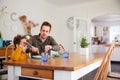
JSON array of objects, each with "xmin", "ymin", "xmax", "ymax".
[
  {"xmin": 41, "ymin": 52, "xmax": 48, "ymax": 62},
  {"xmin": 63, "ymin": 51, "xmax": 69, "ymax": 58}
]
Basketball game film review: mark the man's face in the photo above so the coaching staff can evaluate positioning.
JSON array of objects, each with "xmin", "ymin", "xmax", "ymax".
[{"xmin": 40, "ymin": 25, "xmax": 50, "ymax": 39}]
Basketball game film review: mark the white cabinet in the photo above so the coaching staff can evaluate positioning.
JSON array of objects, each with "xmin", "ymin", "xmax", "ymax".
[
  {"xmin": 112, "ymin": 47, "xmax": 120, "ymax": 61},
  {"xmin": 106, "ymin": 46, "xmax": 120, "ymax": 61},
  {"xmin": 92, "ymin": 44, "xmax": 120, "ymax": 62},
  {"xmin": 91, "ymin": 45, "xmax": 106, "ymax": 54}
]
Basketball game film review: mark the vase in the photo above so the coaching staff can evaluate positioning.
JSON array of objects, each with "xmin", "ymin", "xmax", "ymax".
[
  {"xmin": 0, "ymin": 38, "xmax": 3, "ymax": 48},
  {"xmin": 80, "ymin": 47, "xmax": 89, "ymax": 55}
]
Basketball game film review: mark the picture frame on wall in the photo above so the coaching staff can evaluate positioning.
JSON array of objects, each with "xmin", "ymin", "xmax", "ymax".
[{"xmin": 103, "ymin": 27, "xmax": 108, "ymax": 31}]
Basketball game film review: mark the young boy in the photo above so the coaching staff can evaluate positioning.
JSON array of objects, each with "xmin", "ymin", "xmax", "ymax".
[
  {"xmin": 11, "ymin": 35, "xmax": 28, "ymax": 61},
  {"xmin": 11, "ymin": 35, "xmax": 38, "ymax": 80}
]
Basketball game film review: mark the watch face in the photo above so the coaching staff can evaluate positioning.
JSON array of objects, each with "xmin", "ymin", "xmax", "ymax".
[{"xmin": 66, "ymin": 17, "xmax": 74, "ymax": 30}]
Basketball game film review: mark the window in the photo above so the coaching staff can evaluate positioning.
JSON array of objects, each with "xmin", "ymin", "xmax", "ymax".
[{"xmin": 110, "ymin": 26, "xmax": 120, "ymax": 42}]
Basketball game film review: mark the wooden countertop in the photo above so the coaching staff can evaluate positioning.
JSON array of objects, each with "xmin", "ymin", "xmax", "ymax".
[
  {"xmin": 3, "ymin": 53, "xmax": 104, "ymax": 71},
  {"xmin": 104, "ymin": 44, "xmax": 120, "ymax": 47}
]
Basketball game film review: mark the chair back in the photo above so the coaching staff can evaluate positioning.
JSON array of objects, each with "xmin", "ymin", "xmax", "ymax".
[
  {"xmin": 5, "ymin": 44, "xmax": 14, "ymax": 61},
  {"xmin": 94, "ymin": 44, "xmax": 115, "ymax": 80}
]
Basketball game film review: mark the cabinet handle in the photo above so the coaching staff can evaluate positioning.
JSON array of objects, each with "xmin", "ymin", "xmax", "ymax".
[{"xmin": 33, "ymin": 71, "xmax": 38, "ymax": 75}]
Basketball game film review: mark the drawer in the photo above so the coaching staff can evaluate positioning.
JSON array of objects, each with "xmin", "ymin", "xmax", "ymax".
[{"xmin": 21, "ymin": 67, "xmax": 53, "ymax": 79}]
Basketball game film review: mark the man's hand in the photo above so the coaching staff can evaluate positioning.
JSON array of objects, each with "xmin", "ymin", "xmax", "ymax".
[
  {"xmin": 45, "ymin": 45, "xmax": 52, "ymax": 53},
  {"xmin": 31, "ymin": 47, "xmax": 39, "ymax": 54}
]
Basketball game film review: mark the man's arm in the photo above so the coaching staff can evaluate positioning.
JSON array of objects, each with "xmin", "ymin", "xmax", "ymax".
[
  {"xmin": 50, "ymin": 36, "xmax": 60, "ymax": 51},
  {"xmin": 26, "ymin": 36, "xmax": 39, "ymax": 54}
]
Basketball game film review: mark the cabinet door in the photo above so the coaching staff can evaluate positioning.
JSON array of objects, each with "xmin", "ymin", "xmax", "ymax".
[
  {"xmin": 73, "ymin": 17, "xmax": 87, "ymax": 52},
  {"xmin": 111, "ymin": 47, "xmax": 120, "ymax": 61},
  {"xmin": 106, "ymin": 46, "xmax": 120, "ymax": 61},
  {"xmin": 91, "ymin": 45, "xmax": 106, "ymax": 54}
]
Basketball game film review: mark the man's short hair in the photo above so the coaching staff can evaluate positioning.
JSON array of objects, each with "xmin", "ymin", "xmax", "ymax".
[{"xmin": 40, "ymin": 21, "xmax": 51, "ymax": 31}]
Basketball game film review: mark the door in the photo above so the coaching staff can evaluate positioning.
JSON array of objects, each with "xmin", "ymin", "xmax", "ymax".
[{"xmin": 73, "ymin": 17, "xmax": 88, "ymax": 52}]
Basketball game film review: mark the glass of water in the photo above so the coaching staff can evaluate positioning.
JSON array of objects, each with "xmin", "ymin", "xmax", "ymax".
[
  {"xmin": 41, "ymin": 52, "xmax": 48, "ymax": 62},
  {"xmin": 63, "ymin": 51, "xmax": 69, "ymax": 58}
]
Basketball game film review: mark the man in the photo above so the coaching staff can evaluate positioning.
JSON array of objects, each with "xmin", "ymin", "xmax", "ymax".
[
  {"xmin": 19, "ymin": 21, "xmax": 60, "ymax": 80},
  {"xmin": 29, "ymin": 21, "xmax": 60, "ymax": 56}
]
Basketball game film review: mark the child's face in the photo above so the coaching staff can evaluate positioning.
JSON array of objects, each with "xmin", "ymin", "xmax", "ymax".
[{"xmin": 20, "ymin": 38, "xmax": 27, "ymax": 52}]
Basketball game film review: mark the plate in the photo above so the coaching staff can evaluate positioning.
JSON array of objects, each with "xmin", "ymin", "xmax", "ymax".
[
  {"xmin": 52, "ymin": 54, "xmax": 61, "ymax": 57},
  {"xmin": 32, "ymin": 55, "xmax": 41, "ymax": 59},
  {"xmin": 52, "ymin": 53, "xmax": 63, "ymax": 57}
]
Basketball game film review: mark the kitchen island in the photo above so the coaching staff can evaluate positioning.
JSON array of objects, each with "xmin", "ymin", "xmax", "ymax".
[
  {"xmin": 92, "ymin": 43, "xmax": 120, "ymax": 62},
  {"xmin": 104, "ymin": 43, "xmax": 120, "ymax": 62}
]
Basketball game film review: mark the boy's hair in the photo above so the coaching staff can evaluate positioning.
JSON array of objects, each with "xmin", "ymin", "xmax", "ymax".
[{"xmin": 13, "ymin": 35, "xmax": 26, "ymax": 49}]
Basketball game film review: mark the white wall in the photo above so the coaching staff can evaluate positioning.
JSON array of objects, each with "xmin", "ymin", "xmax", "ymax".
[
  {"xmin": 0, "ymin": 0, "xmax": 120, "ymax": 51},
  {"xmin": 55, "ymin": 0, "xmax": 120, "ymax": 51},
  {"xmin": 0, "ymin": 0, "xmax": 58, "ymax": 40}
]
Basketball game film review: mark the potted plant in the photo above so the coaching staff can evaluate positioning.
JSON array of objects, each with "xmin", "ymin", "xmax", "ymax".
[
  {"xmin": 80, "ymin": 36, "xmax": 89, "ymax": 55},
  {"xmin": 0, "ymin": 31, "xmax": 3, "ymax": 47}
]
